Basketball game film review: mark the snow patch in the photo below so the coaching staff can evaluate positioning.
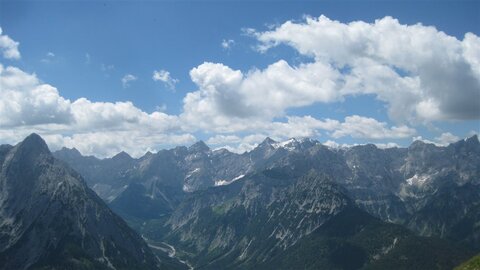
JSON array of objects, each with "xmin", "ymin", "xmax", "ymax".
[
  {"xmin": 185, "ymin": 168, "xmax": 201, "ymax": 179},
  {"xmin": 272, "ymin": 138, "xmax": 296, "ymax": 150},
  {"xmin": 214, "ymin": 174, "xmax": 245, "ymax": 186},
  {"xmin": 271, "ymin": 138, "xmax": 316, "ymax": 151},
  {"xmin": 405, "ymin": 174, "xmax": 431, "ymax": 186}
]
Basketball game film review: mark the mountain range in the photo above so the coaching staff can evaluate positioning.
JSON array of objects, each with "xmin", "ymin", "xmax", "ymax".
[
  {"xmin": 53, "ymin": 134, "xmax": 480, "ymax": 269},
  {"xmin": 1, "ymin": 133, "xmax": 478, "ymax": 269}
]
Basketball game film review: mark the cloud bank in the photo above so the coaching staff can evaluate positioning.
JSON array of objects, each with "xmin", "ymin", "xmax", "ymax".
[
  {"xmin": 253, "ymin": 16, "xmax": 480, "ymax": 122},
  {"xmin": 1, "ymin": 15, "xmax": 478, "ymax": 157}
]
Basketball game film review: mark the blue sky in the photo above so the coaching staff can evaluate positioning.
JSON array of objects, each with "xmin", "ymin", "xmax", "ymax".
[{"xmin": 0, "ymin": 1, "xmax": 479, "ymax": 157}]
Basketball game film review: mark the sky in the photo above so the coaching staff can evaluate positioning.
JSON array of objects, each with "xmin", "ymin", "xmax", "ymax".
[{"xmin": 0, "ymin": 0, "xmax": 479, "ymax": 158}]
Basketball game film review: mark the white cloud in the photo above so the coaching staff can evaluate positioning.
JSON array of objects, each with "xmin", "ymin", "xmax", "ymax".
[
  {"xmin": 182, "ymin": 67, "xmax": 416, "ymax": 139},
  {"xmin": 206, "ymin": 134, "xmax": 243, "ymax": 145},
  {"xmin": 329, "ymin": 115, "xmax": 416, "ymax": 139},
  {"xmin": 48, "ymin": 131, "xmax": 196, "ymax": 158},
  {"xmin": 434, "ymin": 132, "xmax": 460, "ymax": 146},
  {"xmin": 0, "ymin": 27, "xmax": 20, "ymax": 59},
  {"xmin": 180, "ymin": 16, "xmax": 479, "ymax": 134},
  {"xmin": 254, "ymin": 15, "xmax": 480, "ymax": 122},
  {"xmin": 467, "ymin": 130, "xmax": 479, "ymax": 137},
  {"xmin": 264, "ymin": 116, "xmax": 333, "ymax": 139},
  {"xmin": 182, "ymin": 60, "xmax": 343, "ymax": 131},
  {"xmin": 0, "ymin": 64, "xmax": 190, "ymax": 158},
  {"xmin": 121, "ymin": 74, "xmax": 137, "ymax": 88},
  {"xmin": 0, "ymin": 64, "xmax": 72, "ymax": 126},
  {"xmin": 221, "ymin": 39, "xmax": 235, "ymax": 50},
  {"xmin": 323, "ymin": 140, "xmax": 341, "ymax": 149},
  {"xmin": 413, "ymin": 132, "xmax": 460, "ymax": 146},
  {"xmin": 412, "ymin": 136, "xmax": 435, "ymax": 145},
  {"xmin": 375, "ymin": 142, "xmax": 400, "ymax": 149},
  {"xmin": 266, "ymin": 115, "xmax": 415, "ymax": 141},
  {"xmin": 322, "ymin": 140, "xmax": 399, "ymax": 149},
  {"xmin": 207, "ymin": 134, "xmax": 267, "ymax": 154},
  {"xmin": 153, "ymin": 69, "xmax": 178, "ymax": 90}
]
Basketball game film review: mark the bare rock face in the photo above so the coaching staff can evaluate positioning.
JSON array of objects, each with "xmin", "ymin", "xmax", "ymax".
[
  {"xmin": 0, "ymin": 134, "xmax": 163, "ymax": 270},
  {"xmin": 161, "ymin": 170, "xmax": 469, "ymax": 269}
]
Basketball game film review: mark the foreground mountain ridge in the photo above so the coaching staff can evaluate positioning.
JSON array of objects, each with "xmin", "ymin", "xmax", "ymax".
[{"xmin": 0, "ymin": 134, "xmax": 175, "ymax": 270}]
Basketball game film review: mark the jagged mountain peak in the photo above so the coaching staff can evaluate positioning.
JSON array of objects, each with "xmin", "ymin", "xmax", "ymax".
[
  {"xmin": 3, "ymin": 134, "xmax": 53, "ymax": 178},
  {"xmin": 189, "ymin": 140, "xmax": 210, "ymax": 152},
  {"xmin": 112, "ymin": 150, "xmax": 133, "ymax": 161},
  {"xmin": 143, "ymin": 150, "xmax": 154, "ymax": 158},
  {"xmin": 16, "ymin": 133, "xmax": 50, "ymax": 155},
  {"xmin": 259, "ymin": 137, "xmax": 277, "ymax": 146},
  {"xmin": 465, "ymin": 134, "xmax": 479, "ymax": 146},
  {"xmin": 449, "ymin": 134, "xmax": 480, "ymax": 153},
  {"xmin": 59, "ymin": 146, "xmax": 82, "ymax": 155},
  {"xmin": 408, "ymin": 139, "xmax": 435, "ymax": 150}
]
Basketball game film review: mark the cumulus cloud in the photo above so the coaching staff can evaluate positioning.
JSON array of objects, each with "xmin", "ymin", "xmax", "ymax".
[
  {"xmin": 0, "ymin": 64, "xmax": 190, "ymax": 158},
  {"xmin": 121, "ymin": 74, "xmax": 137, "ymax": 88},
  {"xmin": 206, "ymin": 134, "xmax": 264, "ymax": 153},
  {"xmin": 434, "ymin": 132, "xmax": 460, "ymax": 146},
  {"xmin": 182, "ymin": 61, "xmax": 416, "ymax": 138},
  {"xmin": 328, "ymin": 115, "xmax": 416, "ymax": 139},
  {"xmin": 182, "ymin": 60, "xmax": 343, "ymax": 131},
  {"xmin": 268, "ymin": 115, "xmax": 415, "ymax": 140},
  {"xmin": 0, "ymin": 64, "xmax": 72, "ymax": 126},
  {"xmin": 179, "ymin": 16, "xmax": 477, "ymax": 146},
  {"xmin": 0, "ymin": 27, "xmax": 20, "ymax": 59},
  {"xmin": 153, "ymin": 69, "xmax": 178, "ymax": 90},
  {"xmin": 413, "ymin": 132, "xmax": 461, "ymax": 146},
  {"xmin": 254, "ymin": 15, "xmax": 480, "ymax": 122},
  {"xmin": 179, "ymin": 16, "xmax": 479, "ymax": 137},
  {"xmin": 323, "ymin": 140, "xmax": 399, "ymax": 149}
]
